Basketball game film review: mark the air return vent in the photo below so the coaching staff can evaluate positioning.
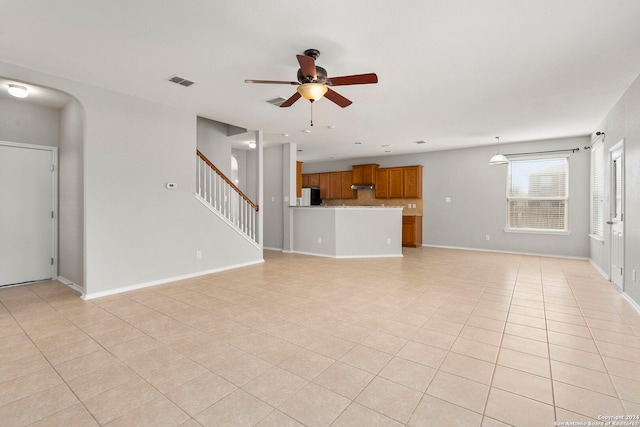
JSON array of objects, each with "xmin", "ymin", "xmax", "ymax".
[
  {"xmin": 266, "ymin": 97, "xmax": 287, "ymax": 107},
  {"xmin": 168, "ymin": 75, "xmax": 195, "ymax": 87}
]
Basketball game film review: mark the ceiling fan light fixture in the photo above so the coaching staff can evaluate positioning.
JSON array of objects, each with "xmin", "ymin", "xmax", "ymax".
[
  {"xmin": 297, "ymin": 83, "xmax": 328, "ymax": 102},
  {"xmin": 8, "ymin": 84, "xmax": 28, "ymax": 98}
]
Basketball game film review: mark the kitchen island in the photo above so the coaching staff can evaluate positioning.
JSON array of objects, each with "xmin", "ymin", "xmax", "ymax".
[{"xmin": 292, "ymin": 206, "xmax": 403, "ymax": 258}]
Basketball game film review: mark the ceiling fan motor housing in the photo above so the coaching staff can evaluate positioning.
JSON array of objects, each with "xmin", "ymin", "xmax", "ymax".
[{"xmin": 297, "ymin": 66, "xmax": 327, "ymax": 84}]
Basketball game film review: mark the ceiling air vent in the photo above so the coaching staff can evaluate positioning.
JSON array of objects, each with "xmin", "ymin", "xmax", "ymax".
[
  {"xmin": 266, "ymin": 97, "xmax": 287, "ymax": 107},
  {"xmin": 168, "ymin": 75, "xmax": 195, "ymax": 87}
]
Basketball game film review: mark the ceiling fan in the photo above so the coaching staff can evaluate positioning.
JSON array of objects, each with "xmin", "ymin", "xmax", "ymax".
[{"xmin": 245, "ymin": 49, "xmax": 378, "ymax": 109}]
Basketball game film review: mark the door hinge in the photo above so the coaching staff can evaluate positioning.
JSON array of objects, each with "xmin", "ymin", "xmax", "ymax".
[
  {"xmin": 51, "ymin": 164, "xmax": 55, "ymax": 172},
  {"xmin": 51, "ymin": 258, "xmax": 54, "ymax": 265},
  {"xmin": 51, "ymin": 211, "xmax": 55, "ymax": 219}
]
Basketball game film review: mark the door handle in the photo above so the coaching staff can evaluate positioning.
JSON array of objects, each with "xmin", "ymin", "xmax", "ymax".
[{"xmin": 606, "ymin": 221, "xmax": 614, "ymax": 225}]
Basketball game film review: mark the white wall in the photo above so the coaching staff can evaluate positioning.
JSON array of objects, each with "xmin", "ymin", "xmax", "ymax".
[
  {"xmin": 196, "ymin": 117, "xmax": 232, "ymax": 177},
  {"xmin": 263, "ymin": 145, "xmax": 284, "ymax": 250},
  {"xmin": 0, "ymin": 97, "xmax": 59, "ymax": 146},
  {"xmin": 0, "ymin": 61, "xmax": 263, "ymax": 297},
  {"xmin": 591, "ymin": 72, "xmax": 640, "ymax": 306},
  {"xmin": 58, "ymin": 100, "xmax": 84, "ymax": 287},
  {"xmin": 303, "ymin": 135, "xmax": 591, "ymax": 258}
]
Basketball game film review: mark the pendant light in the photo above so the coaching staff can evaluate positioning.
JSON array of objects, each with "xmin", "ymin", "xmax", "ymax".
[
  {"xmin": 489, "ymin": 136, "xmax": 508, "ymax": 165},
  {"xmin": 8, "ymin": 84, "xmax": 28, "ymax": 98}
]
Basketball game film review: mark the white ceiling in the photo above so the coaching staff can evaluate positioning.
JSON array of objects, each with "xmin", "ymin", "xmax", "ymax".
[{"xmin": 2, "ymin": 1, "xmax": 640, "ymax": 162}]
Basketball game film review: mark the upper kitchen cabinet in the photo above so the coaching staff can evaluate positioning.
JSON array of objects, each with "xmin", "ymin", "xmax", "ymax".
[
  {"xmin": 352, "ymin": 164, "xmax": 379, "ymax": 185},
  {"xmin": 375, "ymin": 165, "xmax": 423, "ymax": 198},
  {"xmin": 340, "ymin": 171, "xmax": 356, "ymax": 199},
  {"xmin": 319, "ymin": 171, "xmax": 356, "ymax": 199},
  {"xmin": 302, "ymin": 173, "xmax": 320, "ymax": 188},
  {"xmin": 402, "ymin": 165, "xmax": 423, "ymax": 198}
]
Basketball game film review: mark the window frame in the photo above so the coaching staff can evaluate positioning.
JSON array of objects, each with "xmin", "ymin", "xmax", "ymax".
[
  {"xmin": 504, "ymin": 154, "xmax": 571, "ymax": 235},
  {"xmin": 589, "ymin": 140, "xmax": 604, "ymax": 241}
]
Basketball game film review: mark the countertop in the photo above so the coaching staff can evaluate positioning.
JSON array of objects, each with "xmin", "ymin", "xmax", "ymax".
[{"xmin": 294, "ymin": 205, "xmax": 403, "ymax": 209}]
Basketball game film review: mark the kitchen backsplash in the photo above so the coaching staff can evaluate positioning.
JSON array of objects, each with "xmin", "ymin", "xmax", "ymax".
[{"xmin": 322, "ymin": 189, "xmax": 423, "ymax": 215}]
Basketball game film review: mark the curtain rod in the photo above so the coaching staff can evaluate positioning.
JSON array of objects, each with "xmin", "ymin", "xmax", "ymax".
[{"xmin": 504, "ymin": 147, "xmax": 580, "ymax": 157}]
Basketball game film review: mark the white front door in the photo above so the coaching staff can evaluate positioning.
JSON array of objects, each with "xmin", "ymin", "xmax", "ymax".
[
  {"xmin": 0, "ymin": 142, "xmax": 56, "ymax": 286},
  {"xmin": 609, "ymin": 141, "xmax": 624, "ymax": 290}
]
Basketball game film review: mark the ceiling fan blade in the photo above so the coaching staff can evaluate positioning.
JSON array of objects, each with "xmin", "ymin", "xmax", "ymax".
[
  {"xmin": 324, "ymin": 88, "xmax": 352, "ymax": 108},
  {"xmin": 280, "ymin": 92, "xmax": 302, "ymax": 108},
  {"xmin": 296, "ymin": 55, "xmax": 317, "ymax": 80},
  {"xmin": 326, "ymin": 73, "xmax": 378, "ymax": 86},
  {"xmin": 245, "ymin": 79, "xmax": 299, "ymax": 85}
]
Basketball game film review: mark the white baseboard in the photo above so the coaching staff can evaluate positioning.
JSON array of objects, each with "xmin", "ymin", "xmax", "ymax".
[
  {"xmin": 423, "ymin": 244, "xmax": 588, "ymax": 260},
  {"xmin": 588, "ymin": 258, "xmax": 610, "ymax": 281},
  {"xmin": 57, "ymin": 276, "xmax": 84, "ymax": 295},
  {"xmin": 289, "ymin": 250, "xmax": 403, "ymax": 259},
  {"xmin": 622, "ymin": 292, "xmax": 640, "ymax": 315},
  {"xmin": 82, "ymin": 259, "xmax": 264, "ymax": 300}
]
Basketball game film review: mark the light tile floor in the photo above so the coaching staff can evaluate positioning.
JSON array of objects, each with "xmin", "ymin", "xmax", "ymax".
[{"xmin": 1, "ymin": 248, "xmax": 640, "ymax": 426}]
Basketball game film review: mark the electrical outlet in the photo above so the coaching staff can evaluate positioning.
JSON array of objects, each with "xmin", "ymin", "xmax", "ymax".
[
  {"xmin": 317, "ymin": 237, "xmax": 322, "ymax": 244},
  {"xmin": 486, "ymin": 235, "xmax": 490, "ymax": 241},
  {"xmin": 387, "ymin": 238, "xmax": 391, "ymax": 244},
  {"xmin": 445, "ymin": 197, "xmax": 451, "ymax": 203},
  {"xmin": 196, "ymin": 250, "xmax": 202, "ymax": 259}
]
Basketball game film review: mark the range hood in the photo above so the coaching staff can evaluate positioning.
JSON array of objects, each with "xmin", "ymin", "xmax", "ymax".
[{"xmin": 351, "ymin": 184, "xmax": 375, "ymax": 190}]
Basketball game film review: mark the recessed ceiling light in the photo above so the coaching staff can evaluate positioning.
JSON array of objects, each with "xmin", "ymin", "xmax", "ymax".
[
  {"xmin": 297, "ymin": 149, "xmax": 303, "ymax": 152},
  {"xmin": 282, "ymin": 133, "xmax": 289, "ymax": 137},
  {"xmin": 302, "ymin": 130, "xmax": 311, "ymax": 133},
  {"xmin": 327, "ymin": 125, "xmax": 336, "ymax": 129},
  {"xmin": 385, "ymin": 150, "xmax": 391, "ymax": 153},
  {"xmin": 8, "ymin": 84, "xmax": 28, "ymax": 98},
  {"xmin": 354, "ymin": 142, "xmax": 362, "ymax": 145},
  {"xmin": 415, "ymin": 140, "xmax": 427, "ymax": 144}
]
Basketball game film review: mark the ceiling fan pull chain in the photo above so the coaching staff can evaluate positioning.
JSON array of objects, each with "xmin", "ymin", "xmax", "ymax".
[{"xmin": 310, "ymin": 99, "xmax": 314, "ymax": 127}]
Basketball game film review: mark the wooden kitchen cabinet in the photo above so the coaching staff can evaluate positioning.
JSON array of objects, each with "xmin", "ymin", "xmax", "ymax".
[
  {"xmin": 375, "ymin": 166, "xmax": 423, "ymax": 198},
  {"xmin": 402, "ymin": 165, "xmax": 423, "ymax": 198},
  {"xmin": 302, "ymin": 173, "xmax": 320, "ymax": 188},
  {"xmin": 352, "ymin": 164, "xmax": 379, "ymax": 185},
  {"xmin": 319, "ymin": 173, "xmax": 331, "ymax": 199},
  {"xmin": 329, "ymin": 172, "xmax": 342, "ymax": 199},
  {"xmin": 296, "ymin": 161, "xmax": 303, "ymax": 198},
  {"xmin": 388, "ymin": 168, "xmax": 404, "ymax": 198},
  {"xmin": 402, "ymin": 215, "xmax": 422, "ymax": 247},
  {"xmin": 341, "ymin": 171, "xmax": 356, "ymax": 199},
  {"xmin": 319, "ymin": 172, "xmax": 355, "ymax": 199},
  {"xmin": 376, "ymin": 167, "xmax": 403, "ymax": 198},
  {"xmin": 375, "ymin": 168, "xmax": 389, "ymax": 198}
]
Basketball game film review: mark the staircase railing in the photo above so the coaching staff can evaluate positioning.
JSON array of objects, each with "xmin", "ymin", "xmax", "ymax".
[{"xmin": 196, "ymin": 150, "xmax": 259, "ymax": 243}]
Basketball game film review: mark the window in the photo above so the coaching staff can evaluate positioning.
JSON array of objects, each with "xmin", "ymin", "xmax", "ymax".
[
  {"xmin": 507, "ymin": 156, "xmax": 569, "ymax": 232},
  {"xmin": 590, "ymin": 141, "xmax": 604, "ymax": 237}
]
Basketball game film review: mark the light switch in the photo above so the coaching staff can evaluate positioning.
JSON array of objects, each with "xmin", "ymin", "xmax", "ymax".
[{"xmin": 445, "ymin": 197, "xmax": 451, "ymax": 203}]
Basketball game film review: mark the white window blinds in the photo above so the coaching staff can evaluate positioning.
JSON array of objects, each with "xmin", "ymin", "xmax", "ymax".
[
  {"xmin": 590, "ymin": 141, "xmax": 604, "ymax": 237},
  {"xmin": 507, "ymin": 157, "xmax": 569, "ymax": 231}
]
